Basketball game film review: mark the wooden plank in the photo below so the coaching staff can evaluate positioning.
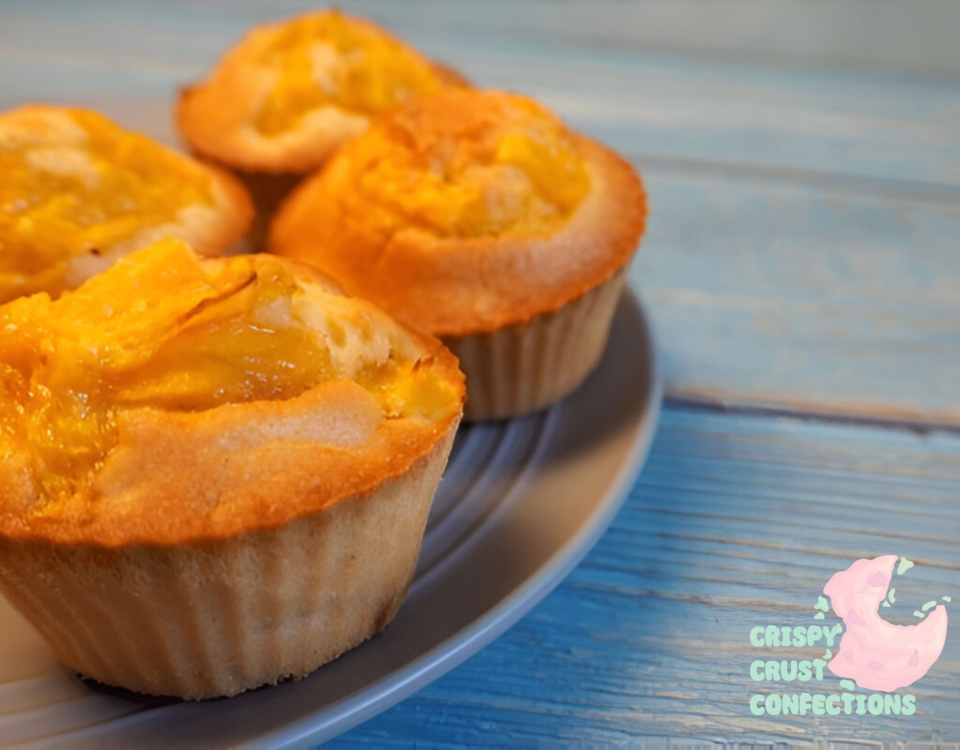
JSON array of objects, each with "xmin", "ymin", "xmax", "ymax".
[
  {"xmin": 333, "ymin": 407, "xmax": 960, "ymax": 746},
  {"xmin": 631, "ymin": 161, "xmax": 960, "ymax": 428},
  {"xmin": 8, "ymin": 0, "xmax": 960, "ymax": 82}
]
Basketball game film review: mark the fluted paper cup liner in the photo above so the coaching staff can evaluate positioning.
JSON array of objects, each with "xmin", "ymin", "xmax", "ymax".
[
  {"xmin": 444, "ymin": 268, "xmax": 628, "ymax": 421},
  {"xmin": 0, "ymin": 429, "xmax": 455, "ymax": 700}
]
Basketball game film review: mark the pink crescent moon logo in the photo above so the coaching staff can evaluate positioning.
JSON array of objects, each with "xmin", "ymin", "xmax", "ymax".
[{"xmin": 825, "ymin": 555, "xmax": 948, "ymax": 692}]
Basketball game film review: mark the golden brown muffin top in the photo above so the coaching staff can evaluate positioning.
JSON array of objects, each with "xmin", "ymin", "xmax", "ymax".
[
  {"xmin": 0, "ymin": 105, "xmax": 252, "ymax": 303},
  {"xmin": 331, "ymin": 89, "xmax": 590, "ymax": 238},
  {"xmin": 0, "ymin": 239, "xmax": 463, "ymax": 545},
  {"xmin": 177, "ymin": 9, "xmax": 466, "ymax": 173},
  {"xmin": 269, "ymin": 89, "xmax": 647, "ymax": 337}
]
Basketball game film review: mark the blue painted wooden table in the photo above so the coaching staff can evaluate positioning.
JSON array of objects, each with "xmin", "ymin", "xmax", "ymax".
[{"xmin": 2, "ymin": 1, "xmax": 958, "ymax": 746}]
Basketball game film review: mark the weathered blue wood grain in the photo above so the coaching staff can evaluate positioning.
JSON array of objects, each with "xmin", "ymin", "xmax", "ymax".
[
  {"xmin": 9, "ymin": 0, "xmax": 960, "ymax": 83},
  {"xmin": 12, "ymin": 0, "xmax": 960, "ymax": 81},
  {"xmin": 633, "ymin": 164, "xmax": 960, "ymax": 427},
  {"xmin": 331, "ymin": 407, "xmax": 960, "ymax": 747}
]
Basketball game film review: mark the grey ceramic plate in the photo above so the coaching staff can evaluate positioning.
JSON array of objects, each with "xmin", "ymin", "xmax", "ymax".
[{"xmin": 0, "ymin": 289, "xmax": 661, "ymax": 749}]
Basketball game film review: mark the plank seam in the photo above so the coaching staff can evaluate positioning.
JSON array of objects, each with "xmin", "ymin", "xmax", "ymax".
[
  {"xmin": 630, "ymin": 152, "xmax": 960, "ymax": 207},
  {"xmin": 663, "ymin": 394, "xmax": 960, "ymax": 435}
]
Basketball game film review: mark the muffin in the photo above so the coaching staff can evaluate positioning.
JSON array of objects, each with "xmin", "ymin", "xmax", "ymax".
[
  {"xmin": 177, "ymin": 9, "xmax": 467, "ymax": 246},
  {"xmin": 269, "ymin": 89, "xmax": 647, "ymax": 420},
  {"xmin": 0, "ymin": 104, "xmax": 252, "ymax": 303},
  {"xmin": 0, "ymin": 238, "xmax": 464, "ymax": 699}
]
